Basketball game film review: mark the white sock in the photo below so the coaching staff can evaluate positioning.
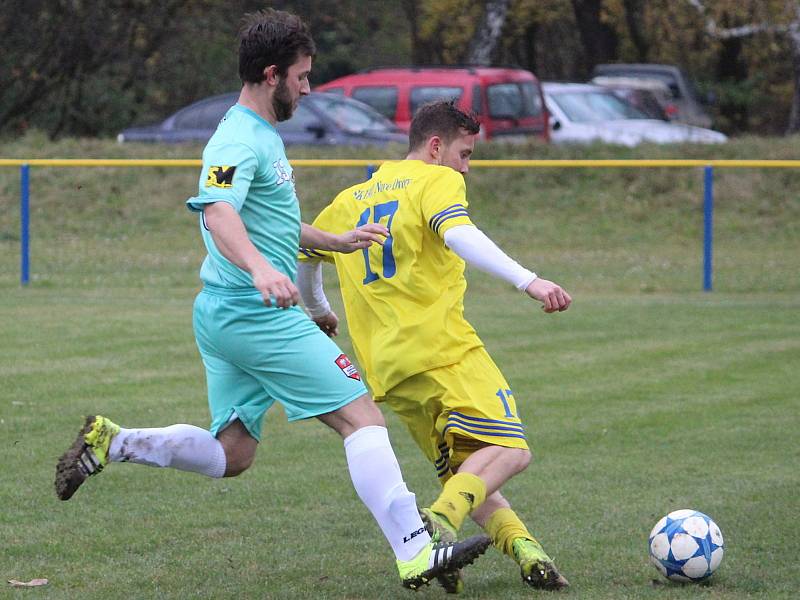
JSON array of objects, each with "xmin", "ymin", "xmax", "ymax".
[
  {"xmin": 108, "ymin": 424, "xmax": 226, "ymax": 478},
  {"xmin": 344, "ymin": 425, "xmax": 431, "ymax": 561}
]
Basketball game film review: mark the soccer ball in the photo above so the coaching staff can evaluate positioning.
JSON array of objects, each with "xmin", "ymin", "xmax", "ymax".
[{"xmin": 648, "ymin": 509, "xmax": 724, "ymax": 582}]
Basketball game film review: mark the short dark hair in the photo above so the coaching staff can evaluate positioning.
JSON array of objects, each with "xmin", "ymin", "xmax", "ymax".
[
  {"xmin": 238, "ymin": 9, "xmax": 316, "ymax": 84},
  {"xmin": 408, "ymin": 100, "xmax": 481, "ymax": 151}
]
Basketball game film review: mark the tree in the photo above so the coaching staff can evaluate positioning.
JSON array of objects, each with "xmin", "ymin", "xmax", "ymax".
[
  {"xmin": 570, "ymin": 0, "xmax": 619, "ymax": 75},
  {"xmin": 789, "ymin": 5, "xmax": 800, "ymax": 132},
  {"xmin": 687, "ymin": 0, "xmax": 800, "ymax": 133},
  {"xmin": 3, "ymin": 0, "xmax": 797, "ymax": 137},
  {"xmin": 465, "ymin": 0, "xmax": 512, "ymax": 65},
  {"xmin": 402, "ymin": 0, "xmax": 447, "ymax": 64},
  {"xmin": 620, "ymin": 0, "xmax": 649, "ymax": 61},
  {"xmin": 500, "ymin": 0, "xmax": 580, "ymax": 79},
  {"xmin": 0, "ymin": 0, "xmax": 186, "ymax": 137}
]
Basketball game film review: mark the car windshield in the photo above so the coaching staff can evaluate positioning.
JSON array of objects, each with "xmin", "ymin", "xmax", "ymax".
[
  {"xmin": 603, "ymin": 71, "xmax": 682, "ymax": 99},
  {"xmin": 409, "ymin": 86, "xmax": 464, "ymax": 115},
  {"xmin": 610, "ymin": 89, "xmax": 668, "ymax": 120},
  {"xmin": 549, "ymin": 90, "xmax": 649, "ymax": 122},
  {"xmin": 352, "ymin": 86, "xmax": 398, "ymax": 119},
  {"xmin": 311, "ymin": 94, "xmax": 396, "ymax": 133},
  {"xmin": 488, "ymin": 82, "xmax": 542, "ymax": 118}
]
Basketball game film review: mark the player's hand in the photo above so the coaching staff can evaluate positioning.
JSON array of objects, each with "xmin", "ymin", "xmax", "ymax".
[
  {"xmin": 525, "ymin": 278, "xmax": 572, "ymax": 313},
  {"xmin": 252, "ymin": 265, "xmax": 300, "ymax": 308},
  {"xmin": 331, "ymin": 223, "xmax": 388, "ymax": 253},
  {"xmin": 313, "ymin": 311, "xmax": 339, "ymax": 337}
]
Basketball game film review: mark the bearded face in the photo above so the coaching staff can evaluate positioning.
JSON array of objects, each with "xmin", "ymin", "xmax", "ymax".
[
  {"xmin": 272, "ymin": 76, "xmax": 295, "ymax": 122},
  {"xmin": 268, "ymin": 54, "xmax": 311, "ymax": 123}
]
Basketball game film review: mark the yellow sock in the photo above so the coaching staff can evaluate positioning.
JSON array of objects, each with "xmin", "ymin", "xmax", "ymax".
[
  {"xmin": 429, "ymin": 472, "xmax": 487, "ymax": 531},
  {"xmin": 484, "ymin": 507, "xmax": 536, "ymax": 558}
]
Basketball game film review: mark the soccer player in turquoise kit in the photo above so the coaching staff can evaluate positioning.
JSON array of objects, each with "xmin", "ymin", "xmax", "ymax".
[{"xmin": 54, "ymin": 9, "xmax": 489, "ymax": 589}]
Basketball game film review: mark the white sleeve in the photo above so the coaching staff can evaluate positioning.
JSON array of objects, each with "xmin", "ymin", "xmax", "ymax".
[
  {"xmin": 296, "ymin": 259, "xmax": 332, "ymax": 318},
  {"xmin": 443, "ymin": 225, "xmax": 537, "ymax": 291}
]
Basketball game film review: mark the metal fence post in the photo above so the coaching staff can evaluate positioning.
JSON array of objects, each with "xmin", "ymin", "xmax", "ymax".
[
  {"xmin": 20, "ymin": 164, "xmax": 30, "ymax": 286},
  {"xmin": 703, "ymin": 165, "xmax": 714, "ymax": 292}
]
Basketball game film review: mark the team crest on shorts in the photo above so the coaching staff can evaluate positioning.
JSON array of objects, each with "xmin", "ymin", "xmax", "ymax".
[{"xmin": 335, "ymin": 354, "xmax": 361, "ymax": 380}]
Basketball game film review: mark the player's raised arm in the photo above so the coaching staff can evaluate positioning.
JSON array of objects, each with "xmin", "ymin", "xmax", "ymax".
[
  {"xmin": 300, "ymin": 222, "xmax": 388, "ymax": 254},
  {"xmin": 442, "ymin": 224, "xmax": 571, "ymax": 313},
  {"xmin": 295, "ymin": 222, "xmax": 387, "ymax": 333}
]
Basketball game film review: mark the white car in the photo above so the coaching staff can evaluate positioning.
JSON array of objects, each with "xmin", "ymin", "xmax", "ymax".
[{"xmin": 543, "ymin": 82, "xmax": 727, "ymax": 146}]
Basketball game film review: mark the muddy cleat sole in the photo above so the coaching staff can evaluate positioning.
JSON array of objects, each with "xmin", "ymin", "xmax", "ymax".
[
  {"xmin": 420, "ymin": 508, "xmax": 464, "ymax": 593},
  {"xmin": 513, "ymin": 538, "xmax": 570, "ymax": 591},
  {"xmin": 55, "ymin": 415, "xmax": 119, "ymax": 501},
  {"xmin": 399, "ymin": 534, "xmax": 491, "ymax": 591}
]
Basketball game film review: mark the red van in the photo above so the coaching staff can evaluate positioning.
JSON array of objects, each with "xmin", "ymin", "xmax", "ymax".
[{"xmin": 316, "ymin": 66, "xmax": 549, "ymax": 142}]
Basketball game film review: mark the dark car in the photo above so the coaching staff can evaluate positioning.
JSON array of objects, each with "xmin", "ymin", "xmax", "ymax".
[
  {"xmin": 591, "ymin": 76, "xmax": 675, "ymax": 121},
  {"xmin": 591, "ymin": 64, "xmax": 714, "ymax": 128},
  {"xmin": 117, "ymin": 92, "xmax": 408, "ymax": 146}
]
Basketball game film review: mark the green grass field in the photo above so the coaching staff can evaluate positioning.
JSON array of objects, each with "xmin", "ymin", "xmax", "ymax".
[{"xmin": 1, "ymin": 135, "xmax": 799, "ymax": 598}]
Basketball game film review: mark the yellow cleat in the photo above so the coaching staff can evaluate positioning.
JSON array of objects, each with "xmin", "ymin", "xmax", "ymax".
[
  {"xmin": 54, "ymin": 415, "xmax": 120, "ymax": 501},
  {"xmin": 513, "ymin": 538, "xmax": 570, "ymax": 591}
]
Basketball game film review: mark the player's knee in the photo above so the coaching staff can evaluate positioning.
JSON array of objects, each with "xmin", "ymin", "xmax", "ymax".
[
  {"xmin": 508, "ymin": 447, "xmax": 532, "ymax": 474},
  {"xmin": 217, "ymin": 422, "xmax": 258, "ymax": 477},
  {"xmin": 357, "ymin": 397, "xmax": 386, "ymax": 427},
  {"xmin": 224, "ymin": 462, "xmax": 252, "ymax": 477},
  {"xmin": 320, "ymin": 393, "xmax": 386, "ymax": 437},
  {"xmin": 223, "ymin": 448, "xmax": 255, "ymax": 477}
]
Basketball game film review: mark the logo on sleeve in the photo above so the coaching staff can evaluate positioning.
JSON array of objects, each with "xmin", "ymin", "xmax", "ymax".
[
  {"xmin": 335, "ymin": 354, "xmax": 361, "ymax": 381},
  {"xmin": 206, "ymin": 165, "xmax": 236, "ymax": 188}
]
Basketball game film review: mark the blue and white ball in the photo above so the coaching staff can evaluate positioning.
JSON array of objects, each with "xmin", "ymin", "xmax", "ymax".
[{"xmin": 648, "ymin": 509, "xmax": 724, "ymax": 582}]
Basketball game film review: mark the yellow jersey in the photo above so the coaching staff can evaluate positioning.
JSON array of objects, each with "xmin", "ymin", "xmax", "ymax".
[{"xmin": 300, "ymin": 160, "xmax": 484, "ymax": 396}]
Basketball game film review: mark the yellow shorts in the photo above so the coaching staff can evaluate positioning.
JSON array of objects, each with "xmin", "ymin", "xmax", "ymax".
[{"xmin": 377, "ymin": 346, "xmax": 528, "ymax": 482}]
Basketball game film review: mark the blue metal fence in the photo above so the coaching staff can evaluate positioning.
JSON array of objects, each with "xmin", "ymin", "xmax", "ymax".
[
  {"xmin": 20, "ymin": 164, "xmax": 30, "ymax": 286},
  {"xmin": 4, "ymin": 158, "xmax": 800, "ymax": 289},
  {"xmin": 703, "ymin": 166, "xmax": 714, "ymax": 292}
]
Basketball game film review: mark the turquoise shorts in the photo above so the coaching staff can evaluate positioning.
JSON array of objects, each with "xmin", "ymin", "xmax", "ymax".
[{"xmin": 193, "ymin": 286, "xmax": 367, "ymax": 441}]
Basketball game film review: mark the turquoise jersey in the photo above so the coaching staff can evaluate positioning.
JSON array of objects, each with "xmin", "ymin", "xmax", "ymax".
[{"xmin": 187, "ymin": 104, "xmax": 301, "ymax": 290}]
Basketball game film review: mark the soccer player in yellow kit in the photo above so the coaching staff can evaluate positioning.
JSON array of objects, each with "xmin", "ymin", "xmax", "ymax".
[{"xmin": 297, "ymin": 100, "xmax": 572, "ymax": 593}]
